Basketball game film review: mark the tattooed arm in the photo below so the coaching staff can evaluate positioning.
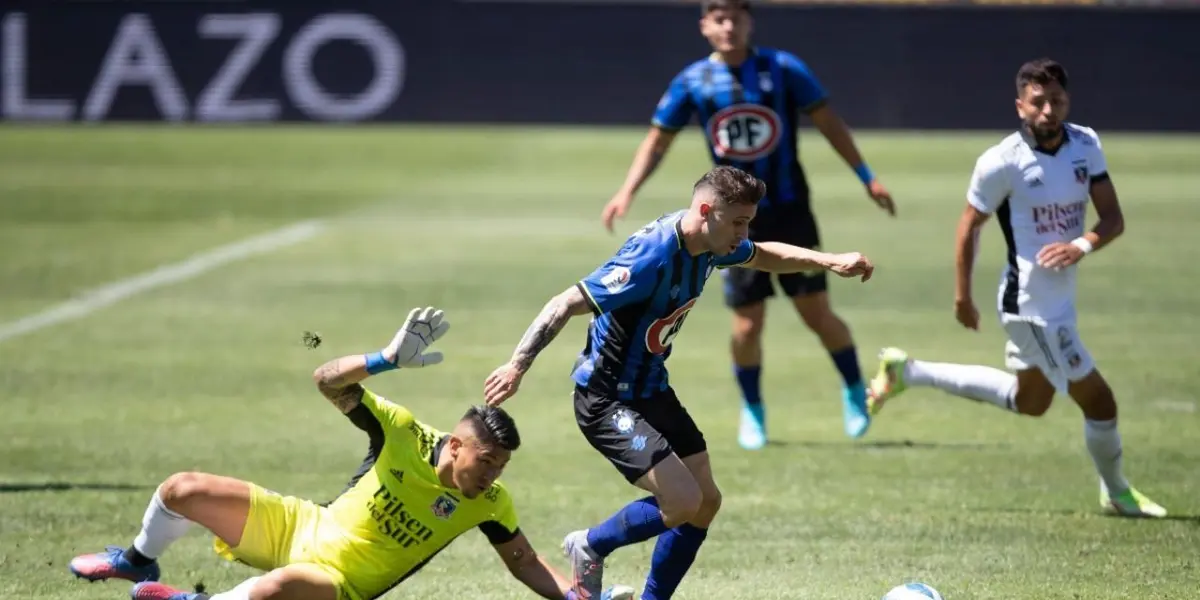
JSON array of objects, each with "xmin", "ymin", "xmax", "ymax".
[
  {"xmin": 510, "ymin": 286, "xmax": 593, "ymax": 373},
  {"xmin": 312, "ymin": 354, "xmax": 370, "ymax": 414},
  {"xmin": 483, "ymin": 286, "xmax": 593, "ymax": 406}
]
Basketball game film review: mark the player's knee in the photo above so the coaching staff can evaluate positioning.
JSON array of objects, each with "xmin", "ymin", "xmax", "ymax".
[
  {"xmin": 1069, "ymin": 372, "xmax": 1117, "ymax": 420},
  {"xmin": 731, "ymin": 307, "xmax": 765, "ymax": 342},
  {"xmin": 158, "ymin": 471, "xmax": 212, "ymax": 513},
  {"xmin": 1013, "ymin": 387, "xmax": 1054, "ymax": 417},
  {"xmin": 793, "ymin": 295, "xmax": 839, "ymax": 333},
  {"xmin": 656, "ymin": 481, "xmax": 704, "ymax": 528},
  {"xmin": 249, "ymin": 568, "xmax": 337, "ymax": 600},
  {"xmin": 693, "ymin": 486, "xmax": 723, "ymax": 525}
]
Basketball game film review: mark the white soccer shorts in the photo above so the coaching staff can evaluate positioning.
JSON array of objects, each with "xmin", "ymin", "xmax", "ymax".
[{"xmin": 1000, "ymin": 313, "xmax": 1096, "ymax": 392}]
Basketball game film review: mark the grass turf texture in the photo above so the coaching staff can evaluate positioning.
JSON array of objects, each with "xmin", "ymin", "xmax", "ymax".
[{"xmin": 0, "ymin": 125, "xmax": 1197, "ymax": 600}]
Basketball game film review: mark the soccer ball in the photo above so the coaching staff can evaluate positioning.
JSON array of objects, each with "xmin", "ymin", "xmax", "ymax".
[{"xmin": 883, "ymin": 582, "xmax": 944, "ymax": 600}]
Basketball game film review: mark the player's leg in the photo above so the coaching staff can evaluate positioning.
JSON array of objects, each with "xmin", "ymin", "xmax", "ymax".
[
  {"xmin": 566, "ymin": 388, "xmax": 704, "ymax": 598},
  {"xmin": 780, "ymin": 212, "xmax": 869, "ymax": 438},
  {"xmin": 69, "ymin": 472, "xmax": 252, "ymax": 583},
  {"xmin": 1054, "ymin": 325, "xmax": 1165, "ymax": 518},
  {"xmin": 869, "ymin": 313, "xmax": 1084, "ymax": 418},
  {"xmin": 641, "ymin": 396, "xmax": 719, "ymax": 600},
  {"xmin": 130, "ymin": 564, "xmax": 341, "ymax": 600},
  {"xmin": 721, "ymin": 266, "xmax": 774, "ymax": 450}
]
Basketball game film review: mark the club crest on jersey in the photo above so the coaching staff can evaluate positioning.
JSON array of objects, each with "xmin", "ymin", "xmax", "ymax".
[
  {"xmin": 645, "ymin": 298, "xmax": 697, "ymax": 355},
  {"xmin": 1074, "ymin": 165, "xmax": 1088, "ymax": 183},
  {"xmin": 707, "ymin": 104, "xmax": 781, "ymax": 162},
  {"xmin": 431, "ymin": 494, "xmax": 458, "ymax": 520}
]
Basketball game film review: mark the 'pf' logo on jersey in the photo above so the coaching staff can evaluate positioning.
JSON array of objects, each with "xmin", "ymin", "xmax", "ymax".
[
  {"xmin": 645, "ymin": 298, "xmax": 697, "ymax": 355},
  {"xmin": 707, "ymin": 104, "xmax": 781, "ymax": 162}
]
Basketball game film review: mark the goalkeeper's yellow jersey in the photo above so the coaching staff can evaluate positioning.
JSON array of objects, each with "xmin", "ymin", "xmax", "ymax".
[{"xmin": 324, "ymin": 387, "xmax": 520, "ymax": 598}]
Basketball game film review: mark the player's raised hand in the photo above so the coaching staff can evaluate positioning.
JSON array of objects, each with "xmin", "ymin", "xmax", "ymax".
[
  {"xmin": 866, "ymin": 180, "xmax": 896, "ymax": 217},
  {"xmin": 602, "ymin": 191, "xmax": 635, "ymax": 233},
  {"xmin": 483, "ymin": 362, "xmax": 525, "ymax": 406},
  {"xmin": 828, "ymin": 252, "xmax": 874, "ymax": 282},
  {"xmin": 383, "ymin": 307, "xmax": 451, "ymax": 368},
  {"xmin": 954, "ymin": 297, "xmax": 980, "ymax": 331},
  {"xmin": 1036, "ymin": 241, "xmax": 1085, "ymax": 271}
]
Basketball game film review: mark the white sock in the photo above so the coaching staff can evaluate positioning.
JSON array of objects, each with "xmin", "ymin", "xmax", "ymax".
[
  {"xmin": 1085, "ymin": 418, "xmax": 1129, "ymax": 495},
  {"xmin": 210, "ymin": 577, "xmax": 261, "ymax": 600},
  {"xmin": 906, "ymin": 360, "xmax": 1018, "ymax": 412},
  {"xmin": 132, "ymin": 485, "xmax": 192, "ymax": 560}
]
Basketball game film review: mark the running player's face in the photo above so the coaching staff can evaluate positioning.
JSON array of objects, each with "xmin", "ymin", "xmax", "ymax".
[
  {"xmin": 700, "ymin": 9, "xmax": 751, "ymax": 54},
  {"xmin": 453, "ymin": 440, "xmax": 511, "ymax": 498},
  {"xmin": 702, "ymin": 200, "xmax": 755, "ymax": 255},
  {"xmin": 1017, "ymin": 81, "xmax": 1070, "ymax": 141}
]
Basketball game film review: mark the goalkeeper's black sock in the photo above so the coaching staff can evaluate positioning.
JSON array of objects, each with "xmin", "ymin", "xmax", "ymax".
[{"xmin": 123, "ymin": 546, "xmax": 155, "ymax": 567}]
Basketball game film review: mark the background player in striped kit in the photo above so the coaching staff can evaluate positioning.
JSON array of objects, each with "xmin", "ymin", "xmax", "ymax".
[{"xmin": 600, "ymin": 0, "xmax": 895, "ymax": 448}]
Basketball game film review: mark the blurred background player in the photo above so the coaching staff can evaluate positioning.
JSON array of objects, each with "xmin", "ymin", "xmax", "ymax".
[
  {"xmin": 599, "ymin": 0, "xmax": 895, "ymax": 448},
  {"xmin": 866, "ymin": 59, "xmax": 1165, "ymax": 518},
  {"xmin": 68, "ymin": 307, "xmax": 635, "ymax": 600},
  {"xmin": 485, "ymin": 167, "xmax": 874, "ymax": 600}
]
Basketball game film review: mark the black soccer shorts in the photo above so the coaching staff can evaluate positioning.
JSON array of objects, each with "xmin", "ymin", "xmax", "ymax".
[
  {"xmin": 573, "ymin": 385, "xmax": 707, "ymax": 484},
  {"xmin": 721, "ymin": 203, "xmax": 826, "ymax": 308}
]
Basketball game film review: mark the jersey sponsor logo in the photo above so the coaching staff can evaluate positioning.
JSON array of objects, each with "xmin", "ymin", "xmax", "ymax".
[
  {"xmin": 1030, "ymin": 201, "xmax": 1086, "ymax": 235},
  {"xmin": 369, "ymin": 485, "xmax": 436, "ymax": 548},
  {"xmin": 431, "ymin": 493, "xmax": 458, "ymax": 520},
  {"xmin": 707, "ymin": 104, "xmax": 781, "ymax": 162},
  {"xmin": 645, "ymin": 298, "xmax": 697, "ymax": 355},
  {"xmin": 600, "ymin": 266, "xmax": 632, "ymax": 293}
]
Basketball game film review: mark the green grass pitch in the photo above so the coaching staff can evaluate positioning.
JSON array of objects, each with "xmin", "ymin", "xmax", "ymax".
[{"xmin": 0, "ymin": 124, "xmax": 1197, "ymax": 600}]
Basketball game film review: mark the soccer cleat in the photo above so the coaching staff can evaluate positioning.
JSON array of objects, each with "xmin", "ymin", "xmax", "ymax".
[
  {"xmin": 1103, "ymin": 486, "xmax": 1167, "ymax": 518},
  {"xmin": 68, "ymin": 546, "xmax": 161, "ymax": 583},
  {"xmin": 843, "ymin": 382, "xmax": 870, "ymax": 439},
  {"xmin": 130, "ymin": 582, "xmax": 202, "ymax": 600},
  {"xmin": 562, "ymin": 530, "xmax": 604, "ymax": 599},
  {"xmin": 738, "ymin": 404, "xmax": 767, "ymax": 450},
  {"xmin": 867, "ymin": 347, "xmax": 911, "ymax": 416},
  {"xmin": 602, "ymin": 584, "xmax": 636, "ymax": 600}
]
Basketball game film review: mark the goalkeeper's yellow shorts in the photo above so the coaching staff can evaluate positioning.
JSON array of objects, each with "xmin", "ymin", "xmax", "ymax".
[{"xmin": 213, "ymin": 484, "xmax": 361, "ymax": 600}]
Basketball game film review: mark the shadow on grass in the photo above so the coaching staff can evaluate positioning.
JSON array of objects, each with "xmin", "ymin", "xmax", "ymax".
[{"xmin": 0, "ymin": 482, "xmax": 152, "ymax": 493}]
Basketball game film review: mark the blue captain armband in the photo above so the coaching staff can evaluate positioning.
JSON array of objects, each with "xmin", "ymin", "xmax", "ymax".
[
  {"xmin": 364, "ymin": 351, "xmax": 398, "ymax": 375},
  {"xmin": 854, "ymin": 163, "xmax": 874, "ymax": 186}
]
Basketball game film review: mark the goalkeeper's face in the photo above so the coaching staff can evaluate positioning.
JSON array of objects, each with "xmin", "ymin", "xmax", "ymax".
[{"xmin": 450, "ymin": 437, "xmax": 512, "ymax": 499}]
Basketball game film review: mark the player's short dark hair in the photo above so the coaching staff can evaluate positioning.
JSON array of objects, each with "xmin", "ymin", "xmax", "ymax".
[
  {"xmin": 462, "ymin": 405, "xmax": 520, "ymax": 451},
  {"xmin": 694, "ymin": 165, "xmax": 766, "ymax": 207},
  {"xmin": 1016, "ymin": 58, "xmax": 1069, "ymax": 93},
  {"xmin": 702, "ymin": 0, "xmax": 751, "ymax": 13}
]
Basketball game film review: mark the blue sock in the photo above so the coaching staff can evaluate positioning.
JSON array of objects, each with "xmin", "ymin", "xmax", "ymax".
[
  {"xmin": 585, "ymin": 497, "xmax": 668, "ymax": 558},
  {"xmin": 829, "ymin": 346, "xmax": 862, "ymax": 388},
  {"xmin": 734, "ymin": 365, "xmax": 763, "ymax": 407},
  {"xmin": 642, "ymin": 524, "xmax": 708, "ymax": 600}
]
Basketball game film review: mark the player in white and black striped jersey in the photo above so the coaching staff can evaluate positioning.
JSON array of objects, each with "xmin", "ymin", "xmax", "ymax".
[{"xmin": 865, "ymin": 58, "xmax": 1165, "ymax": 518}]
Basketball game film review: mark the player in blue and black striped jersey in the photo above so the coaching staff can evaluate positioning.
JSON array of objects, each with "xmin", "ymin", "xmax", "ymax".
[
  {"xmin": 484, "ymin": 166, "xmax": 874, "ymax": 600},
  {"xmin": 600, "ymin": 0, "xmax": 896, "ymax": 449}
]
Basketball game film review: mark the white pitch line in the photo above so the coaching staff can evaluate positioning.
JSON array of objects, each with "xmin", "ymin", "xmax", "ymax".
[{"xmin": 0, "ymin": 220, "xmax": 326, "ymax": 344}]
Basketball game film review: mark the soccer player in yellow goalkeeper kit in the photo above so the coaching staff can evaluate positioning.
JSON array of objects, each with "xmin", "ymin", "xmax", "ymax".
[{"xmin": 68, "ymin": 307, "xmax": 634, "ymax": 600}]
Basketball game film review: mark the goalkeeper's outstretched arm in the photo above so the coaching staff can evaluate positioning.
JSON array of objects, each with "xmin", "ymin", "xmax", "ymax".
[
  {"xmin": 313, "ymin": 306, "xmax": 450, "ymax": 415},
  {"xmin": 313, "ymin": 354, "xmax": 371, "ymax": 414}
]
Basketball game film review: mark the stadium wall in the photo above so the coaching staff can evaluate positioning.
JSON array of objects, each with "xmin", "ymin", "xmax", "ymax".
[{"xmin": 2, "ymin": 1, "xmax": 1197, "ymax": 131}]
